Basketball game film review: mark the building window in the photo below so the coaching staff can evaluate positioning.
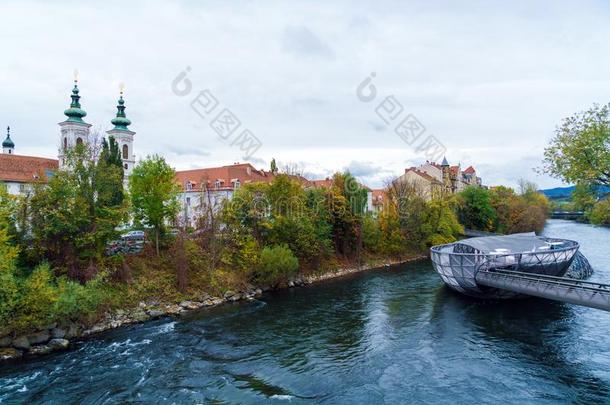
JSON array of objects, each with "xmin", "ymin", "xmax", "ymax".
[
  {"xmin": 76, "ymin": 137, "xmax": 83, "ymax": 146},
  {"xmin": 186, "ymin": 197, "xmax": 191, "ymax": 206},
  {"xmin": 186, "ymin": 181, "xmax": 192, "ymax": 191},
  {"xmin": 124, "ymin": 163, "xmax": 128, "ymax": 170},
  {"xmin": 122, "ymin": 144, "xmax": 128, "ymax": 159},
  {"xmin": 63, "ymin": 137, "xmax": 67, "ymax": 150},
  {"xmin": 233, "ymin": 180, "xmax": 240, "ymax": 189},
  {"xmin": 8, "ymin": 150, "xmax": 11, "ymax": 154},
  {"xmin": 215, "ymin": 180, "xmax": 221, "ymax": 189},
  {"xmin": 19, "ymin": 184, "xmax": 25, "ymax": 193}
]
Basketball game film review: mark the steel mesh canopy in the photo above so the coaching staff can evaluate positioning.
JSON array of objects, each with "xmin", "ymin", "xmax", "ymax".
[
  {"xmin": 453, "ymin": 232, "xmax": 555, "ymax": 254},
  {"xmin": 430, "ymin": 235, "xmax": 580, "ymax": 298}
]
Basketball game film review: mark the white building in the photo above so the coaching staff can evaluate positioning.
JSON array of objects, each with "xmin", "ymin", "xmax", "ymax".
[{"xmin": 175, "ymin": 163, "xmax": 277, "ymax": 227}]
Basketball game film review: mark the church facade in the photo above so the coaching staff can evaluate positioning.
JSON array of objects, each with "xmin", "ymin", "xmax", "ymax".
[{"xmin": 1, "ymin": 80, "xmax": 136, "ymax": 195}]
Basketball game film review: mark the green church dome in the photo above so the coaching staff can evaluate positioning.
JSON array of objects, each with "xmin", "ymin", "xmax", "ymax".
[
  {"xmin": 2, "ymin": 126, "xmax": 14, "ymax": 148},
  {"xmin": 111, "ymin": 93, "xmax": 132, "ymax": 131},
  {"xmin": 64, "ymin": 81, "xmax": 87, "ymax": 123}
]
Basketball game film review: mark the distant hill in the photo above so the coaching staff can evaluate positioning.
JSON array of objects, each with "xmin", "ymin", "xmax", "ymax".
[{"xmin": 540, "ymin": 185, "xmax": 610, "ymax": 199}]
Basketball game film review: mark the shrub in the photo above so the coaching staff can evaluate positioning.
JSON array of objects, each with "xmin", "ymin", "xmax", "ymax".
[
  {"xmin": 589, "ymin": 198, "xmax": 610, "ymax": 226},
  {"xmin": 10, "ymin": 264, "xmax": 58, "ymax": 333},
  {"xmin": 255, "ymin": 244, "xmax": 299, "ymax": 286},
  {"xmin": 362, "ymin": 214, "xmax": 382, "ymax": 254}
]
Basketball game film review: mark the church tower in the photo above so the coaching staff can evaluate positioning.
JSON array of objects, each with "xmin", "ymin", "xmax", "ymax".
[
  {"xmin": 2, "ymin": 126, "xmax": 15, "ymax": 154},
  {"xmin": 106, "ymin": 89, "xmax": 135, "ymax": 177},
  {"xmin": 441, "ymin": 156, "xmax": 451, "ymax": 193},
  {"xmin": 58, "ymin": 78, "xmax": 91, "ymax": 168}
]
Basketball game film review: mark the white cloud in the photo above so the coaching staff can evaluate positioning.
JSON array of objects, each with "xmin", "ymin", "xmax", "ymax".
[{"xmin": 2, "ymin": 0, "xmax": 610, "ymax": 190}]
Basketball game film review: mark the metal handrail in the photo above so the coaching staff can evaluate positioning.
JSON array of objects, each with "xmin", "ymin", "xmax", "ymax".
[{"xmin": 478, "ymin": 268, "xmax": 610, "ymax": 293}]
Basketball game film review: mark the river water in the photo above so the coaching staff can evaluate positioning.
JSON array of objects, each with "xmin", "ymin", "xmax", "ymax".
[{"xmin": 1, "ymin": 219, "xmax": 609, "ymax": 404}]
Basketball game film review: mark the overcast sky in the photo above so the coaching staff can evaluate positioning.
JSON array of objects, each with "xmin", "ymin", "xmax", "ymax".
[{"xmin": 2, "ymin": 0, "xmax": 610, "ymax": 189}]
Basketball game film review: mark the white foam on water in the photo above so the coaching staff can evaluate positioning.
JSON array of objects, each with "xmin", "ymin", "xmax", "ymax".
[
  {"xmin": 156, "ymin": 321, "xmax": 176, "ymax": 334},
  {"xmin": 270, "ymin": 394, "xmax": 294, "ymax": 401}
]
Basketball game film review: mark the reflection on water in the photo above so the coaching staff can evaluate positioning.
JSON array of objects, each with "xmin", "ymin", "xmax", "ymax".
[{"xmin": 0, "ymin": 220, "xmax": 609, "ymax": 403}]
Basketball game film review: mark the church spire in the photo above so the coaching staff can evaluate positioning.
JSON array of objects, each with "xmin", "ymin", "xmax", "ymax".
[
  {"xmin": 111, "ymin": 88, "xmax": 132, "ymax": 131},
  {"xmin": 63, "ymin": 76, "xmax": 87, "ymax": 123},
  {"xmin": 2, "ymin": 126, "xmax": 15, "ymax": 153}
]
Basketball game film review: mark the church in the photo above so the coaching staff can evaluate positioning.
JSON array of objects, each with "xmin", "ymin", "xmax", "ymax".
[{"xmin": 0, "ymin": 80, "xmax": 136, "ymax": 195}]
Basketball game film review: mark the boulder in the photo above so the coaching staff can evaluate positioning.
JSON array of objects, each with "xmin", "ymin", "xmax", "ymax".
[
  {"xmin": 254, "ymin": 288, "xmax": 263, "ymax": 296},
  {"xmin": 0, "ymin": 348, "xmax": 22, "ymax": 361},
  {"xmin": 83, "ymin": 324, "xmax": 108, "ymax": 336},
  {"xmin": 223, "ymin": 290, "xmax": 236, "ymax": 299},
  {"xmin": 12, "ymin": 336, "xmax": 30, "ymax": 350},
  {"xmin": 51, "ymin": 327, "xmax": 67, "ymax": 339},
  {"xmin": 0, "ymin": 336, "xmax": 12, "ymax": 348},
  {"xmin": 48, "ymin": 338, "xmax": 70, "ymax": 351},
  {"xmin": 64, "ymin": 322, "xmax": 81, "ymax": 339},
  {"xmin": 179, "ymin": 301, "xmax": 201, "ymax": 310},
  {"xmin": 130, "ymin": 309, "xmax": 150, "ymax": 323},
  {"xmin": 28, "ymin": 330, "xmax": 50, "ymax": 345},
  {"xmin": 147, "ymin": 309, "xmax": 165, "ymax": 318},
  {"xmin": 29, "ymin": 345, "xmax": 52, "ymax": 355},
  {"xmin": 229, "ymin": 293, "xmax": 243, "ymax": 302}
]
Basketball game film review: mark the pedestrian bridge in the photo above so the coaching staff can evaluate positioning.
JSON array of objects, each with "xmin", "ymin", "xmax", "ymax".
[{"xmin": 475, "ymin": 268, "xmax": 610, "ymax": 311}]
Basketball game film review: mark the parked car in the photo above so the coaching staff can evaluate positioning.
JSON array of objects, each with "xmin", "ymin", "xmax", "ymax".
[{"xmin": 121, "ymin": 230, "xmax": 145, "ymax": 240}]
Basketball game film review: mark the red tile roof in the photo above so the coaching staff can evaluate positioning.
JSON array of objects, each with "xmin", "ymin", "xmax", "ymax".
[
  {"xmin": 310, "ymin": 178, "xmax": 372, "ymax": 191},
  {"xmin": 176, "ymin": 163, "xmax": 274, "ymax": 191},
  {"xmin": 449, "ymin": 165, "xmax": 459, "ymax": 175},
  {"xmin": 0, "ymin": 154, "xmax": 58, "ymax": 183},
  {"xmin": 310, "ymin": 178, "xmax": 333, "ymax": 189},
  {"xmin": 463, "ymin": 166, "xmax": 476, "ymax": 175},
  {"xmin": 176, "ymin": 163, "xmax": 311, "ymax": 192},
  {"xmin": 372, "ymin": 189, "xmax": 386, "ymax": 205},
  {"xmin": 405, "ymin": 167, "xmax": 438, "ymax": 183}
]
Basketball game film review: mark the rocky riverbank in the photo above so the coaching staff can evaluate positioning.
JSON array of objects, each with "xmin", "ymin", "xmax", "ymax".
[{"xmin": 0, "ymin": 255, "xmax": 426, "ymax": 362}]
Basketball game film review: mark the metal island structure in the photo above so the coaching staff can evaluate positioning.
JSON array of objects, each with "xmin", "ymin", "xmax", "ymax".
[{"xmin": 430, "ymin": 233, "xmax": 610, "ymax": 311}]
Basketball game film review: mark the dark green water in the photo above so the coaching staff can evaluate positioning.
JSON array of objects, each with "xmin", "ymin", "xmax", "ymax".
[{"xmin": 1, "ymin": 220, "xmax": 609, "ymax": 404}]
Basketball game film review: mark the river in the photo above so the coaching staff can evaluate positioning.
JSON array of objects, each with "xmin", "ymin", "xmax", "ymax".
[{"xmin": 1, "ymin": 219, "xmax": 609, "ymax": 404}]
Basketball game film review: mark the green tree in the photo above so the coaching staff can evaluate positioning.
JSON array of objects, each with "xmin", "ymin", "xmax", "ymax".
[
  {"xmin": 543, "ymin": 103, "xmax": 610, "ymax": 186},
  {"xmin": 423, "ymin": 198, "xmax": 464, "ymax": 246},
  {"xmin": 589, "ymin": 198, "xmax": 610, "ymax": 226},
  {"xmin": 270, "ymin": 158, "xmax": 278, "ymax": 174},
  {"xmin": 29, "ymin": 142, "xmax": 127, "ymax": 276},
  {"xmin": 129, "ymin": 155, "xmax": 180, "ymax": 255},
  {"xmin": 572, "ymin": 182, "xmax": 597, "ymax": 214},
  {"xmin": 99, "ymin": 136, "xmax": 125, "ymax": 206},
  {"xmin": 456, "ymin": 186, "xmax": 497, "ymax": 231}
]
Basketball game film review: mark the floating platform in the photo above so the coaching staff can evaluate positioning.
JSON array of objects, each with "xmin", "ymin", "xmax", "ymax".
[
  {"xmin": 430, "ymin": 232, "xmax": 579, "ymax": 298},
  {"xmin": 430, "ymin": 233, "xmax": 610, "ymax": 311}
]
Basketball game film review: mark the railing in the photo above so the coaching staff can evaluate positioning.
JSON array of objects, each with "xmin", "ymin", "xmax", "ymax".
[{"xmin": 475, "ymin": 268, "xmax": 610, "ymax": 311}]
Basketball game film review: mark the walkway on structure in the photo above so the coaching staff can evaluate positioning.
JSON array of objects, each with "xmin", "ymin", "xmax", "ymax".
[{"xmin": 475, "ymin": 268, "xmax": 610, "ymax": 311}]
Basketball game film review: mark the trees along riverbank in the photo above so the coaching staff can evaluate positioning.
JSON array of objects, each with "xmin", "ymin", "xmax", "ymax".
[
  {"xmin": 454, "ymin": 181, "xmax": 549, "ymax": 234},
  {"xmin": 0, "ymin": 137, "xmax": 548, "ymax": 359}
]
